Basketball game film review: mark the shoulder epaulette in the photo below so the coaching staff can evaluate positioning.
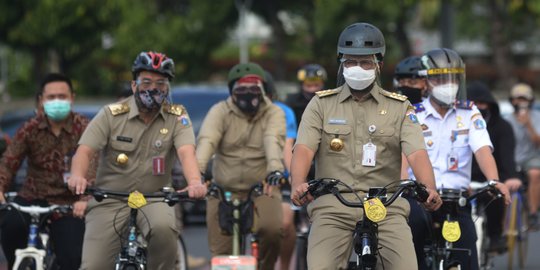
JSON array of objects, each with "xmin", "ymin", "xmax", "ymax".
[
  {"xmin": 380, "ymin": 89, "xmax": 408, "ymax": 102},
  {"xmin": 108, "ymin": 102, "xmax": 130, "ymax": 116},
  {"xmin": 455, "ymin": 100, "xmax": 474, "ymax": 110},
  {"xmin": 315, "ymin": 89, "xmax": 339, "ymax": 98},
  {"xmin": 164, "ymin": 104, "xmax": 185, "ymax": 116},
  {"xmin": 413, "ymin": 103, "xmax": 425, "ymax": 113}
]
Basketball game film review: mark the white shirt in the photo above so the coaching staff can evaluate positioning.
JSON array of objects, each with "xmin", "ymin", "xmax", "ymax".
[{"xmin": 408, "ymin": 97, "xmax": 493, "ymax": 189}]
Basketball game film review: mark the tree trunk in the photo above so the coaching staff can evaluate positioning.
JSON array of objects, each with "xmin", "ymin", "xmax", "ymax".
[{"xmin": 488, "ymin": 0, "xmax": 514, "ymax": 91}]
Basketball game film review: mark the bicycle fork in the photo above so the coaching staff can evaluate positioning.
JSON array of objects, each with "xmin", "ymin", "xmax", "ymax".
[{"xmin": 353, "ymin": 219, "xmax": 378, "ymax": 269}]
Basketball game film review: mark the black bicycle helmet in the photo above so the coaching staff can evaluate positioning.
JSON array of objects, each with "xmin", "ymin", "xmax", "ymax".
[
  {"xmin": 132, "ymin": 51, "xmax": 175, "ymax": 79},
  {"xmin": 337, "ymin": 22, "xmax": 385, "ymax": 62},
  {"xmin": 297, "ymin": 64, "xmax": 328, "ymax": 83},
  {"xmin": 394, "ymin": 56, "xmax": 424, "ymax": 79}
]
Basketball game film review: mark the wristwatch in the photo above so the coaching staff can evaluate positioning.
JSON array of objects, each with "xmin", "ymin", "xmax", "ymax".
[{"xmin": 488, "ymin": 179, "xmax": 500, "ymax": 186}]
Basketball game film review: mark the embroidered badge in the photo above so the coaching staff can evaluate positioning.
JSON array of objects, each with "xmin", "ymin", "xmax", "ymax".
[{"xmin": 474, "ymin": 118, "xmax": 486, "ymax": 130}]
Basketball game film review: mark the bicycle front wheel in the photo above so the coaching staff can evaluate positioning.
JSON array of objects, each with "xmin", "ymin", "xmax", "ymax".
[
  {"xmin": 507, "ymin": 194, "xmax": 520, "ymax": 269},
  {"xmin": 177, "ymin": 235, "xmax": 188, "ymax": 270},
  {"xmin": 517, "ymin": 199, "xmax": 529, "ymax": 269}
]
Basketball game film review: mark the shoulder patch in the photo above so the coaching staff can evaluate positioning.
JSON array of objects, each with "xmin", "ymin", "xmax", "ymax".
[
  {"xmin": 413, "ymin": 103, "xmax": 425, "ymax": 113},
  {"xmin": 380, "ymin": 89, "xmax": 407, "ymax": 102},
  {"xmin": 315, "ymin": 89, "xmax": 339, "ymax": 98},
  {"xmin": 455, "ymin": 100, "xmax": 473, "ymax": 110},
  {"xmin": 164, "ymin": 104, "xmax": 185, "ymax": 116},
  {"xmin": 108, "ymin": 103, "xmax": 130, "ymax": 116}
]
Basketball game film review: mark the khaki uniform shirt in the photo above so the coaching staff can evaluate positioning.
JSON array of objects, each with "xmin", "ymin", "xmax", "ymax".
[
  {"xmin": 296, "ymin": 84, "xmax": 425, "ymax": 191},
  {"xmin": 79, "ymin": 96, "xmax": 195, "ymax": 193},
  {"xmin": 197, "ymin": 96, "xmax": 285, "ymax": 190}
]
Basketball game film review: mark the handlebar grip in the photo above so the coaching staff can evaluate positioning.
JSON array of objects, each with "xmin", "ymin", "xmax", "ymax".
[{"xmin": 415, "ymin": 185, "xmax": 429, "ymax": 203}]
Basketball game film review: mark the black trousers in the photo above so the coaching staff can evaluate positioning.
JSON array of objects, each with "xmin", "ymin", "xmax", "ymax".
[
  {"xmin": 0, "ymin": 196, "xmax": 85, "ymax": 270},
  {"xmin": 407, "ymin": 196, "xmax": 479, "ymax": 270}
]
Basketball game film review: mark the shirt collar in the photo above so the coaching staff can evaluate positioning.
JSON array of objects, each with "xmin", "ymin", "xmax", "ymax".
[
  {"xmin": 423, "ymin": 96, "xmax": 456, "ymax": 118},
  {"xmin": 37, "ymin": 112, "xmax": 75, "ymax": 134},
  {"xmin": 338, "ymin": 83, "xmax": 382, "ymax": 104}
]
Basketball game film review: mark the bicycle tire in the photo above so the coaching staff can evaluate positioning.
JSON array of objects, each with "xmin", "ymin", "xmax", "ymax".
[
  {"xmin": 517, "ymin": 199, "xmax": 528, "ymax": 269},
  {"xmin": 177, "ymin": 235, "xmax": 188, "ymax": 270},
  {"xmin": 16, "ymin": 257, "xmax": 36, "ymax": 270},
  {"xmin": 295, "ymin": 236, "xmax": 308, "ymax": 270},
  {"xmin": 507, "ymin": 195, "xmax": 518, "ymax": 270},
  {"xmin": 121, "ymin": 265, "xmax": 139, "ymax": 270}
]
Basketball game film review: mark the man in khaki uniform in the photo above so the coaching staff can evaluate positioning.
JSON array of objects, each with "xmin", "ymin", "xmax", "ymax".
[
  {"xmin": 290, "ymin": 23, "xmax": 442, "ymax": 270},
  {"xmin": 197, "ymin": 62, "xmax": 285, "ymax": 270},
  {"xmin": 68, "ymin": 51, "xmax": 207, "ymax": 270}
]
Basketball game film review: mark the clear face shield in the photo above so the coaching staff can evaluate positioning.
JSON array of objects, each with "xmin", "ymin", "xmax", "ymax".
[{"xmin": 420, "ymin": 67, "xmax": 466, "ymax": 106}]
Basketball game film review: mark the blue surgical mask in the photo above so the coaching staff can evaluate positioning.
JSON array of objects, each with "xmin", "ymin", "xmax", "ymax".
[{"xmin": 43, "ymin": 99, "xmax": 71, "ymax": 121}]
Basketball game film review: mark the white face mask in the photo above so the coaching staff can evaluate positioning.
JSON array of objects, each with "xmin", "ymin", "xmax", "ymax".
[
  {"xmin": 343, "ymin": 66, "xmax": 376, "ymax": 90},
  {"xmin": 431, "ymin": 83, "xmax": 459, "ymax": 105}
]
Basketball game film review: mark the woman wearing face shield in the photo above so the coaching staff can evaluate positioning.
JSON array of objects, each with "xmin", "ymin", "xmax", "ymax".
[{"xmin": 402, "ymin": 48, "xmax": 511, "ymax": 270}]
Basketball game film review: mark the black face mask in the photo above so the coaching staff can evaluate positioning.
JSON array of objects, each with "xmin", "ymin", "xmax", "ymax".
[
  {"xmin": 479, "ymin": 108, "xmax": 491, "ymax": 123},
  {"xmin": 234, "ymin": 93, "xmax": 262, "ymax": 115},
  {"xmin": 397, "ymin": 86, "xmax": 423, "ymax": 104}
]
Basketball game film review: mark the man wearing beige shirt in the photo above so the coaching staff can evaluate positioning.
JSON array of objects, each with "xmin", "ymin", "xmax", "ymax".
[{"xmin": 197, "ymin": 62, "xmax": 286, "ymax": 270}]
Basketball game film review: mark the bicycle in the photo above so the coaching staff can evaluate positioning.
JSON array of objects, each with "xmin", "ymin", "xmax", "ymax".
[
  {"xmin": 305, "ymin": 178, "xmax": 429, "ymax": 270},
  {"xmin": 0, "ymin": 192, "xmax": 72, "ymax": 270},
  {"xmin": 207, "ymin": 182, "xmax": 266, "ymax": 268},
  {"xmin": 505, "ymin": 187, "xmax": 529, "ymax": 270},
  {"xmin": 84, "ymin": 187, "xmax": 189, "ymax": 270},
  {"xmin": 424, "ymin": 180, "xmax": 501, "ymax": 270}
]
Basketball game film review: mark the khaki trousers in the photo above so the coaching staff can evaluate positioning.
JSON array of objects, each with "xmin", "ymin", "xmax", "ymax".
[
  {"xmin": 307, "ymin": 193, "xmax": 417, "ymax": 270},
  {"xmin": 80, "ymin": 199, "xmax": 179, "ymax": 270},
  {"xmin": 206, "ymin": 189, "xmax": 283, "ymax": 270}
]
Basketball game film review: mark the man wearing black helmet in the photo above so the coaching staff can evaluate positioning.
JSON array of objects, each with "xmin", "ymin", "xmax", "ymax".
[
  {"xmin": 286, "ymin": 64, "xmax": 327, "ymax": 126},
  {"xmin": 290, "ymin": 22, "xmax": 441, "ymax": 270},
  {"xmin": 403, "ymin": 48, "xmax": 510, "ymax": 270},
  {"xmin": 197, "ymin": 62, "xmax": 286, "ymax": 270},
  {"xmin": 68, "ymin": 51, "xmax": 207, "ymax": 269},
  {"xmin": 394, "ymin": 56, "xmax": 428, "ymax": 104}
]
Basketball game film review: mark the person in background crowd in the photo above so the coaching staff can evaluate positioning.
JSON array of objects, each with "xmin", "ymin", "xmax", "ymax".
[
  {"xmin": 0, "ymin": 73, "xmax": 95, "ymax": 269},
  {"xmin": 68, "ymin": 51, "xmax": 207, "ymax": 269},
  {"xmin": 286, "ymin": 64, "xmax": 327, "ymax": 126},
  {"xmin": 265, "ymin": 70, "xmax": 298, "ymax": 270},
  {"xmin": 394, "ymin": 56, "xmax": 428, "ymax": 104},
  {"xmin": 505, "ymin": 83, "xmax": 540, "ymax": 229},
  {"xmin": 467, "ymin": 80, "xmax": 521, "ymax": 252}
]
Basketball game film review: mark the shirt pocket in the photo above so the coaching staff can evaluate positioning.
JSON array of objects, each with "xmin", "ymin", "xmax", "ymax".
[
  {"xmin": 109, "ymin": 140, "xmax": 137, "ymax": 165},
  {"xmin": 322, "ymin": 124, "xmax": 352, "ymax": 156}
]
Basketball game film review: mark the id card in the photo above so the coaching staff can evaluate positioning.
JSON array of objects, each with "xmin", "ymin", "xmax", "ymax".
[
  {"xmin": 362, "ymin": 142, "xmax": 377, "ymax": 167},
  {"xmin": 447, "ymin": 152, "xmax": 458, "ymax": 171},
  {"xmin": 153, "ymin": 156, "xmax": 165, "ymax": 175}
]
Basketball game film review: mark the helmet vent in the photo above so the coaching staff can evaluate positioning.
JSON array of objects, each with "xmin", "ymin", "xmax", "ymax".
[
  {"xmin": 365, "ymin": 41, "xmax": 373, "ymax": 47},
  {"xmin": 345, "ymin": 41, "xmax": 353, "ymax": 46}
]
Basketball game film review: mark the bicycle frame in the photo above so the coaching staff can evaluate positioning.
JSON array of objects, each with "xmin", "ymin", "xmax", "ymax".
[
  {"xmin": 0, "ymin": 198, "xmax": 71, "ymax": 270},
  {"xmin": 306, "ymin": 178, "xmax": 429, "ymax": 270},
  {"xmin": 85, "ymin": 187, "xmax": 188, "ymax": 270}
]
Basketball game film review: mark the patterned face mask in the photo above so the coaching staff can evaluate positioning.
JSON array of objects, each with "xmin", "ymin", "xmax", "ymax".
[{"xmin": 134, "ymin": 88, "xmax": 168, "ymax": 112}]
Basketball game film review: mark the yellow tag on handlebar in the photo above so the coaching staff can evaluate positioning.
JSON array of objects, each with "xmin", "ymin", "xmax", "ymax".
[
  {"xmin": 442, "ymin": 220, "xmax": 461, "ymax": 242},
  {"xmin": 364, "ymin": 198, "xmax": 387, "ymax": 222},
  {"xmin": 127, "ymin": 191, "xmax": 147, "ymax": 209}
]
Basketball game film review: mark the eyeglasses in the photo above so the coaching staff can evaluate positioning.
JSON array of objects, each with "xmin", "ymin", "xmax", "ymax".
[
  {"xmin": 136, "ymin": 79, "xmax": 169, "ymax": 90},
  {"xmin": 340, "ymin": 58, "xmax": 377, "ymax": 70},
  {"xmin": 233, "ymin": 85, "xmax": 262, "ymax": 94}
]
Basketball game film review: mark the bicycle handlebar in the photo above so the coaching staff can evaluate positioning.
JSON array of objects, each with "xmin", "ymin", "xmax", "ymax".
[
  {"xmin": 306, "ymin": 178, "xmax": 429, "ymax": 208},
  {"xmin": 0, "ymin": 202, "xmax": 72, "ymax": 215},
  {"xmin": 467, "ymin": 180, "xmax": 502, "ymax": 202},
  {"xmin": 84, "ymin": 187, "xmax": 189, "ymax": 207},
  {"xmin": 207, "ymin": 182, "xmax": 264, "ymax": 203}
]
